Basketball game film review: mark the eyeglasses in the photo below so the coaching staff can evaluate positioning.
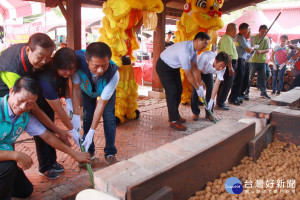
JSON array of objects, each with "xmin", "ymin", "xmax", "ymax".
[{"xmin": 200, "ymin": 40, "xmax": 209, "ymax": 47}]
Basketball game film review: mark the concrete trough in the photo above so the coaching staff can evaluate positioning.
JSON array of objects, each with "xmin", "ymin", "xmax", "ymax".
[
  {"xmin": 78, "ymin": 88, "xmax": 300, "ymax": 200},
  {"xmin": 92, "ymin": 119, "xmax": 256, "ymax": 200}
]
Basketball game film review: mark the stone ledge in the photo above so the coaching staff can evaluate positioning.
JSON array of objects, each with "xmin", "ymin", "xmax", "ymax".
[
  {"xmin": 273, "ymin": 107, "xmax": 300, "ymax": 116},
  {"xmin": 127, "ymin": 119, "xmax": 255, "ymax": 200},
  {"xmin": 246, "ymin": 104, "xmax": 278, "ymax": 119},
  {"xmin": 93, "ymin": 119, "xmax": 255, "ymax": 200},
  {"xmin": 270, "ymin": 87, "xmax": 300, "ymax": 107},
  {"xmin": 271, "ymin": 108, "xmax": 300, "ymax": 146},
  {"xmin": 248, "ymin": 124, "xmax": 274, "ymax": 162},
  {"xmin": 238, "ymin": 118, "xmax": 267, "ymax": 135}
]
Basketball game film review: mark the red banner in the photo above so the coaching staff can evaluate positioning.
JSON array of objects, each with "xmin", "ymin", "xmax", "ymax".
[{"xmin": 5, "ymin": 22, "xmax": 43, "ymax": 44}]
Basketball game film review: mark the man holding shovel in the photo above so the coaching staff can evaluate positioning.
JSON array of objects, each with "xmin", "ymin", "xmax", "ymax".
[{"xmin": 191, "ymin": 51, "xmax": 230, "ymax": 121}]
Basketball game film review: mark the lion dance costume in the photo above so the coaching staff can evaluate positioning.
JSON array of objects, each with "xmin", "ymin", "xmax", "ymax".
[
  {"xmin": 99, "ymin": 0, "xmax": 163, "ymax": 123},
  {"xmin": 173, "ymin": 0, "xmax": 225, "ymax": 104}
]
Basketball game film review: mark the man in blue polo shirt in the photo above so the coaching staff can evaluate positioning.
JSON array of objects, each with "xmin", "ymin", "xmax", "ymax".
[
  {"xmin": 0, "ymin": 76, "xmax": 91, "ymax": 200},
  {"xmin": 71, "ymin": 42, "xmax": 119, "ymax": 165},
  {"xmin": 229, "ymin": 23, "xmax": 256, "ymax": 104}
]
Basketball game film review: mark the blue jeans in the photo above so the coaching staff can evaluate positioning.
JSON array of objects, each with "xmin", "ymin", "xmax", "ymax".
[
  {"xmin": 249, "ymin": 63, "xmax": 267, "ymax": 93},
  {"xmin": 272, "ymin": 65, "xmax": 286, "ymax": 92},
  {"xmin": 81, "ymin": 90, "xmax": 117, "ymax": 157}
]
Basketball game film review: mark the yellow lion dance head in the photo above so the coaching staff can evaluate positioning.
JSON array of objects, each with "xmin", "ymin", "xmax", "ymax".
[{"xmin": 174, "ymin": 0, "xmax": 224, "ymax": 42}]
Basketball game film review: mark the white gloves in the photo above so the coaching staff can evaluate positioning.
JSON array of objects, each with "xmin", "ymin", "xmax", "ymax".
[
  {"xmin": 65, "ymin": 98, "xmax": 73, "ymax": 118},
  {"xmin": 72, "ymin": 114, "xmax": 81, "ymax": 131},
  {"xmin": 206, "ymin": 99, "xmax": 214, "ymax": 111},
  {"xmin": 279, "ymin": 63, "xmax": 285, "ymax": 70},
  {"xmin": 253, "ymin": 44, "xmax": 260, "ymax": 49},
  {"xmin": 82, "ymin": 129, "xmax": 95, "ymax": 152},
  {"xmin": 69, "ymin": 128, "xmax": 82, "ymax": 147},
  {"xmin": 196, "ymin": 86, "xmax": 205, "ymax": 98}
]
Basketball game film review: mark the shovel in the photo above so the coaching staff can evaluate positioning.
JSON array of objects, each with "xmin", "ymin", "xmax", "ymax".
[
  {"xmin": 79, "ymin": 138, "xmax": 95, "ymax": 189},
  {"xmin": 201, "ymin": 97, "xmax": 217, "ymax": 124}
]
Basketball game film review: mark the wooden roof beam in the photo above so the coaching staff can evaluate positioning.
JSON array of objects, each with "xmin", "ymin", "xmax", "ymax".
[
  {"xmin": 222, "ymin": 0, "xmax": 265, "ymax": 13},
  {"xmin": 81, "ymin": 0, "xmax": 105, "ymax": 7},
  {"xmin": 165, "ymin": 0, "xmax": 186, "ymax": 3},
  {"xmin": 166, "ymin": 7, "xmax": 183, "ymax": 15}
]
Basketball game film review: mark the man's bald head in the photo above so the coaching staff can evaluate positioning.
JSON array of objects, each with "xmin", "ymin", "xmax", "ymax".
[{"xmin": 226, "ymin": 23, "xmax": 237, "ymax": 38}]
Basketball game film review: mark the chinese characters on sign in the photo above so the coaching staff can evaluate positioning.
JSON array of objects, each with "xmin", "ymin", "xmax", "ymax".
[
  {"xmin": 243, "ymin": 179, "xmax": 296, "ymax": 195},
  {"xmin": 5, "ymin": 22, "xmax": 43, "ymax": 44}
]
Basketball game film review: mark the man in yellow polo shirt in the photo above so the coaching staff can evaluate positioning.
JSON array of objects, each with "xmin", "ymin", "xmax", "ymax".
[{"xmin": 217, "ymin": 23, "xmax": 238, "ymax": 109}]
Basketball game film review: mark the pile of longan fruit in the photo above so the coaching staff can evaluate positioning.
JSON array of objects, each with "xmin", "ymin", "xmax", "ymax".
[{"xmin": 189, "ymin": 139, "xmax": 299, "ymax": 200}]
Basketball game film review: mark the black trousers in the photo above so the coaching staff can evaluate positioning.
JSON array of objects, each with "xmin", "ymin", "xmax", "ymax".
[
  {"xmin": 217, "ymin": 59, "xmax": 237, "ymax": 106},
  {"xmin": 156, "ymin": 57, "xmax": 182, "ymax": 122},
  {"xmin": 34, "ymin": 96, "xmax": 57, "ymax": 173},
  {"xmin": 191, "ymin": 73, "xmax": 214, "ymax": 116},
  {"xmin": 240, "ymin": 61, "xmax": 250, "ymax": 95},
  {"xmin": 229, "ymin": 58, "xmax": 245, "ymax": 100},
  {"xmin": 0, "ymin": 161, "xmax": 33, "ymax": 200}
]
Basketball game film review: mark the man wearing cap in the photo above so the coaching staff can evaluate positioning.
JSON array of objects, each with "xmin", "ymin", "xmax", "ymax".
[{"xmin": 165, "ymin": 31, "xmax": 174, "ymax": 48}]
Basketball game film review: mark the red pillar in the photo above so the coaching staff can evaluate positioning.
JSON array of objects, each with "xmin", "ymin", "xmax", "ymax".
[
  {"xmin": 151, "ymin": 3, "xmax": 166, "ymax": 93},
  {"xmin": 66, "ymin": 0, "xmax": 81, "ymax": 50}
]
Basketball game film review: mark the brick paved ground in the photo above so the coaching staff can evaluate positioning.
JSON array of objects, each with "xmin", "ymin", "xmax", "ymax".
[{"xmin": 14, "ymin": 86, "xmax": 273, "ymax": 200}]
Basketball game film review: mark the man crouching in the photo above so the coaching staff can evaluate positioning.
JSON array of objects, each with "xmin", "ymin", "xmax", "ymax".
[{"xmin": 0, "ymin": 76, "xmax": 91, "ymax": 200}]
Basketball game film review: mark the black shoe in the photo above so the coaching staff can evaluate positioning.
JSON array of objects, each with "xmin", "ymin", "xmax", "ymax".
[
  {"xmin": 39, "ymin": 169, "xmax": 59, "ymax": 179},
  {"xmin": 276, "ymin": 91, "xmax": 281, "ymax": 95},
  {"xmin": 261, "ymin": 92, "xmax": 271, "ymax": 99},
  {"xmin": 217, "ymin": 103, "xmax": 230, "ymax": 110},
  {"xmin": 271, "ymin": 90, "xmax": 276, "ymax": 94},
  {"xmin": 52, "ymin": 163, "xmax": 64, "ymax": 173},
  {"xmin": 237, "ymin": 97, "xmax": 243, "ymax": 104},
  {"xmin": 228, "ymin": 99, "xmax": 240, "ymax": 106},
  {"xmin": 242, "ymin": 94, "xmax": 249, "ymax": 100}
]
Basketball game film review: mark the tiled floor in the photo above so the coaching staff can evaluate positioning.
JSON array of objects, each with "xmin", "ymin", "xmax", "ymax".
[{"xmin": 14, "ymin": 86, "xmax": 272, "ymax": 200}]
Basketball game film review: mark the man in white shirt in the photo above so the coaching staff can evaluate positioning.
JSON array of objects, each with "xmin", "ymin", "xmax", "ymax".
[
  {"xmin": 191, "ymin": 51, "xmax": 230, "ymax": 121},
  {"xmin": 156, "ymin": 32, "xmax": 210, "ymax": 131}
]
